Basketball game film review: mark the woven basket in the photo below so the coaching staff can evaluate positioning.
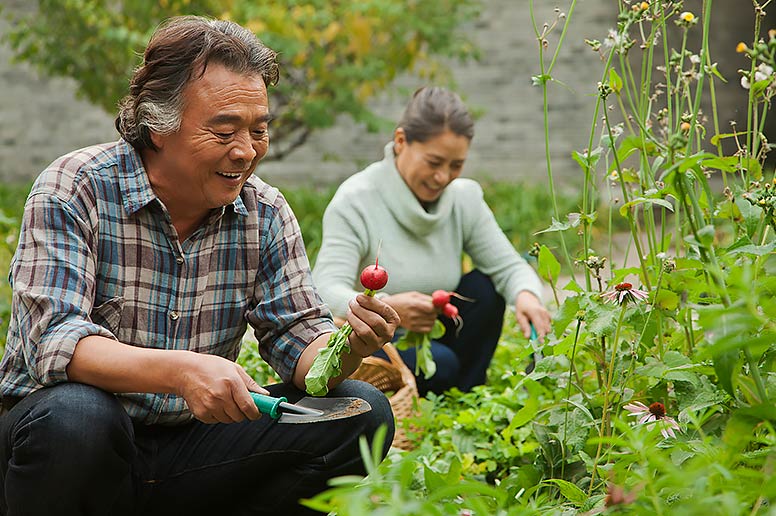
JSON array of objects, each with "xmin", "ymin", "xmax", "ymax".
[{"xmin": 351, "ymin": 343, "xmax": 419, "ymax": 450}]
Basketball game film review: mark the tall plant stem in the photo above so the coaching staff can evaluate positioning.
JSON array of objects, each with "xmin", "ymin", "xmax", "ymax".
[
  {"xmin": 603, "ymin": 109, "xmax": 652, "ymax": 289},
  {"xmin": 561, "ymin": 318, "xmax": 583, "ymax": 480},
  {"xmin": 530, "ymin": 0, "xmax": 578, "ymax": 281},
  {"xmin": 588, "ymin": 302, "xmax": 628, "ymax": 494}
]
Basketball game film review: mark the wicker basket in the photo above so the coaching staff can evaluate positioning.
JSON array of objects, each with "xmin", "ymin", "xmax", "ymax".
[{"xmin": 351, "ymin": 343, "xmax": 419, "ymax": 450}]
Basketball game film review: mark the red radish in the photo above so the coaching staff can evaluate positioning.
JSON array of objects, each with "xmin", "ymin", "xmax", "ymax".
[
  {"xmin": 360, "ymin": 258, "xmax": 388, "ymax": 291},
  {"xmin": 432, "ymin": 290, "xmax": 451, "ymax": 308},
  {"xmin": 432, "ymin": 290, "xmax": 475, "ymax": 309},
  {"xmin": 442, "ymin": 303, "xmax": 459, "ymax": 319},
  {"xmin": 441, "ymin": 302, "xmax": 464, "ymax": 334}
]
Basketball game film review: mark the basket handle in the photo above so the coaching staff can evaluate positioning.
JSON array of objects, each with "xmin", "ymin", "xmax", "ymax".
[{"xmin": 381, "ymin": 342, "xmax": 403, "ymax": 365}]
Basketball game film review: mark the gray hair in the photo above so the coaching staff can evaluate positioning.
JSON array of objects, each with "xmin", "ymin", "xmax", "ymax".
[
  {"xmin": 116, "ymin": 16, "xmax": 279, "ymax": 151},
  {"xmin": 397, "ymin": 86, "xmax": 474, "ymax": 143}
]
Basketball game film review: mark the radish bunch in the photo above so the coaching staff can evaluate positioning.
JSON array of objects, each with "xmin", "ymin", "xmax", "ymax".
[
  {"xmin": 431, "ymin": 289, "xmax": 471, "ymax": 329},
  {"xmin": 305, "ymin": 256, "xmax": 388, "ymax": 396}
]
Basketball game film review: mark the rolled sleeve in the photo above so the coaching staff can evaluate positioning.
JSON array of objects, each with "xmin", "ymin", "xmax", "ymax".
[
  {"xmin": 8, "ymin": 192, "xmax": 110, "ymax": 386},
  {"xmin": 246, "ymin": 197, "xmax": 336, "ymax": 382}
]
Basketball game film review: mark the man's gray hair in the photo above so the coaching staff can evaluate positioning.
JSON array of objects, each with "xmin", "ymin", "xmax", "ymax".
[{"xmin": 116, "ymin": 16, "xmax": 279, "ymax": 151}]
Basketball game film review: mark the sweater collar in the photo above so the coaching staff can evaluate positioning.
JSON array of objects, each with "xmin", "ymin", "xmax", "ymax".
[{"xmin": 379, "ymin": 142, "xmax": 454, "ymax": 237}]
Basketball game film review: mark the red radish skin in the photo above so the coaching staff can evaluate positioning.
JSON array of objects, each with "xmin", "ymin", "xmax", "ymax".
[
  {"xmin": 442, "ymin": 303, "xmax": 459, "ymax": 319},
  {"xmin": 431, "ymin": 290, "xmax": 451, "ymax": 308},
  {"xmin": 360, "ymin": 264, "xmax": 388, "ymax": 291},
  {"xmin": 441, "ymin": 302, "xmax": 464, "ymax": 333}
]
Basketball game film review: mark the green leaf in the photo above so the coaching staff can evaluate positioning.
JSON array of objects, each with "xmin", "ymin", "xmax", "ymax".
[
  {"xmin": 395, "ymin": 324, "xmax": 442, "ymax": 379},
  {"xmin": 537, "ymin": 245, "xmax": 561, "ymax": 283},
  {"xmin": 424, "ymin": 464, "xmax": 447, "ymax": 492},
  {"xmin": 535, "ymin": 215, "xmax": 580, "ymax": 234},
  {"xmin": 572, "ymin": 147, "xmax": 601, "ymax": 171},
  {"xmin": 543, "ymin": 478, "xmax": 587, "ymax": 507},
  {"xmin": 416, "ymin": 334, "xmax": 437, "ymax": 380},
  {"xmin": 429, "ymin": 319, "xmax": 446, "ymax": 339},
  {"xmin": 710, "ymin": 131, "xmax": 747, "ymax": 146},
  {"xmin": 713, "ymin": 349, "xmax": 740, "ymax": 398},
  {"xmin": 304, "ymin": 325, "xmax": 352, "ymax": 396},
  {"xmin": 608, "ymin": 68, "xmax": 623, "ymax": 94},
  {"xmin": 619, "ymin": 196, "xmax": 674, "ymax": 216},
  {"xmin": 655, "ymin": 289, "xmax": 679, "ymax": 310}
]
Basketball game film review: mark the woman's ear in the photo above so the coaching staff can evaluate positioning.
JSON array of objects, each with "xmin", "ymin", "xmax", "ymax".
[{"xmin": 393, "ymin": 128, "xmax": 406, "ymax": 154}]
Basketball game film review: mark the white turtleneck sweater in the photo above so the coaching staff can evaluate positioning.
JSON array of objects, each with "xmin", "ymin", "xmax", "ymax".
[{"xmin": 312, "ymin": 142, "xmax": 544, "ymax": 317}]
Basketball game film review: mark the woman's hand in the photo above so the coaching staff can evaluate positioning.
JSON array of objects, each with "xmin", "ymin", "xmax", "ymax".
[
  {"xmin": 514, "ymin": 291, "xmax": 552, "ymax": 340},
  {"xmin": 382, "ymin": 291, "xmax": 438, "ymax": 333}
]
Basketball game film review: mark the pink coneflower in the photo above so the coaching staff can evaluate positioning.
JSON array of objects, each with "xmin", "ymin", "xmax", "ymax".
[
  {"xmin": 623, "ymin": 401, "xmax": 681, "ymax": 438},
  {"xmin": 601, "ymin": 282, "xmax": 649, "ymax": 305}
]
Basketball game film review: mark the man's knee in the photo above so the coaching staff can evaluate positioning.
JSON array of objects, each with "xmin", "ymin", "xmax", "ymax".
[{"xmin": 10, "ymin": 383, "xmax": 134, "ymax": 465}]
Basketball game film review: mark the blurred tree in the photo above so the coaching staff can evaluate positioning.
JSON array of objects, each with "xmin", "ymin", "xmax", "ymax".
[{"xmin": 1, "ymin": 0, "xmax": 480, "ymax": 159}]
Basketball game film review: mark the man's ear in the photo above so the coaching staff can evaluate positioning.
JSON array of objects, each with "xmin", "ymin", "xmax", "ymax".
[{"xmin": 149, "ymin": 131, "xmax": 165, "ymax": 150}]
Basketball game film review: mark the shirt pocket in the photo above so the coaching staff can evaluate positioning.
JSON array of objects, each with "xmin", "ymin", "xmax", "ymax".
[{"xmin": 91, "ymin": 296, "xmax": 124, "ymax": 337}]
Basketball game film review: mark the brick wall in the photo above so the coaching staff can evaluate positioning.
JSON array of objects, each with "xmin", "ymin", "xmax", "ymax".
[{"xmin": 0, "ymin": 1, "xmax": 760, "ymax": 188}]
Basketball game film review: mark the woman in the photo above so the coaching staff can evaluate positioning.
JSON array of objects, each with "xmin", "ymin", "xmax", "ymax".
[{"xmin": 313, "ymin": 86, "xmax": 551, "ymax": 395}]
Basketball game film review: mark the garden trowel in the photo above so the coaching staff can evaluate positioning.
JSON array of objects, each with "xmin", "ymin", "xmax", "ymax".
[
  {"xmin": 524, "ymin": 324, "xmax": 542, "ymax": 374},
  {"xmin": 250, "ymin": 392, "xmax": 371, "ymax": 424}
]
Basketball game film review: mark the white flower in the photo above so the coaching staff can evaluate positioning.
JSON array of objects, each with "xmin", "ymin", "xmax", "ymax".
[{"xmin": 754, "ymin": 63, "xmax": 774, "ymax": 82}]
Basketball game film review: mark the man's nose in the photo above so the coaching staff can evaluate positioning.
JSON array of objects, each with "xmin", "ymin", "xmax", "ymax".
[{"xmin": 230, "ymin": 131, "xmax": 258, "ymax": 162}]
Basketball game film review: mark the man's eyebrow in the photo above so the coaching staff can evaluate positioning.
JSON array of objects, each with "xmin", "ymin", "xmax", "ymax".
[{"xmin": 207, "ymin": 113, "xmax": 273, "ymax": 125}]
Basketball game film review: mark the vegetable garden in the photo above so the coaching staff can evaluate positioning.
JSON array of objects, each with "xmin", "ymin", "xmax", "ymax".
[{"xmin": 1, "ymin": 0, "xmax": 775, "ymax": 514}]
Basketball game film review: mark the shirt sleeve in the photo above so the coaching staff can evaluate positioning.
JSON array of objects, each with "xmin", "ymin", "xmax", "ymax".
[
  {"xmin": 9, "ymin": 193, "xmax": 116, "ymax": 386},
  {"xmin": 246, "ymin": 197, "xmax": 336, "ymax": 382},
  {"xmin": 311, "ymin": 191, "xmax": 369, "ymax": 318},
  {"xmin": 461, "ymin": 183, "xmax": 544, "ymax": 304}
]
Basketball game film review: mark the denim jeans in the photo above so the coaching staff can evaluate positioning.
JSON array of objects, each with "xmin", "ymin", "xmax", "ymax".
[
  {"xmin": 375, "ymin": 269, "xmax": 506, "ymax": 395},
  {"xmin": 0, "ymin": 379, "xmax": 393, "ymax": 516}
]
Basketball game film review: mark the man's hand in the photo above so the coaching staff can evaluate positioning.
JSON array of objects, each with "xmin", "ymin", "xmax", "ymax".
[
  {"xmin": 381, "ymin": 291, "xmax": 437, "ymax": 333},
  {"xmin": 177, "ymin": 353, "xmax": 269, "ymax": 424},
  {"xmin": 345, "ymin": 293, "xmax": 401, "ymax": 356},
  {"xmin": 514, "ymin": 290, "xmax": 552, "ymax": 340}
]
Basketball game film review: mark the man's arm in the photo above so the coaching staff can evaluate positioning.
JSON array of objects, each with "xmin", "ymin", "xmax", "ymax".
[{"xmin": 67, "ymin": 336, "xmax": 266, "ymax": 423}]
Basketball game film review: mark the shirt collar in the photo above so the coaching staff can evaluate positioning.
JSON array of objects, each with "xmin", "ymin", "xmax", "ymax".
[{"xmin": 116, "ymin": 139, "xmax": 249, "ymax": 217}]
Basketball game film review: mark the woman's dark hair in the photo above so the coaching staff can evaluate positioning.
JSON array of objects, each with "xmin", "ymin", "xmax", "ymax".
[
  {"xmin": 116, "ymin": 16, "xmax": 279, "ymax": 151},
  {"xmin": 396, "ymin": 86, "xmax": 474, "ymax": 143}
]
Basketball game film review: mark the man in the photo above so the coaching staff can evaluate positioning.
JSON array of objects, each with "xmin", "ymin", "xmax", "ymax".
[{"xmin": 0, "ymin": 16, "xmax": 399, "ymax": 516}]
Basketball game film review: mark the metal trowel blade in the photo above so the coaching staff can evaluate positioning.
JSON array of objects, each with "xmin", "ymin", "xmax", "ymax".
[{"xmin": 278, "ymin": 396, "xmax": 372, "ymax": 424}]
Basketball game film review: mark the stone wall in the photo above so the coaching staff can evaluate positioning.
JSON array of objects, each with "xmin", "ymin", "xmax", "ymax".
[{"xmin": 0, "ymin": 1, "xmax": 761, "ymax": 189}]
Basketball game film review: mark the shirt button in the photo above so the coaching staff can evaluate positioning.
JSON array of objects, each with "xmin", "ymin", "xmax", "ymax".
[
  {"xmin": 176, "ymin": 257, "xmax": 184, "ymax": 264},
  {"xmin": 169, "ymin": 311, "xmax": 180, "ymax": 321}
]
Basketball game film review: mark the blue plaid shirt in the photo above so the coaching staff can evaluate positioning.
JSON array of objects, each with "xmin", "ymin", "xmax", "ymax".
[{"xmin": 0, "ymin": 140, "xmax": 335, "ymax": 424}]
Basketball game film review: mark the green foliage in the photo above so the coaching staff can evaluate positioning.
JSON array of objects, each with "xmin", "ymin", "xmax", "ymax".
[
  {"xmin": 0, "ymin": 182, "xmax": 29, "ymax": 353},
  {"xmin": 1, "ymin": 0, "xmax": 479, "ymax": 159},
  {"xmin": 304, "ymin": 324, "xmax": 353, "ymax": 397},
  {"xmin": 394, "ymin": 319, "xmax": 445, "ymax": 380}
]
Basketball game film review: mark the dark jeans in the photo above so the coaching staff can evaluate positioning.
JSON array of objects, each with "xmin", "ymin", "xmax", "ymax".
[
  {"xmin": 376, "ymin": 269, "xmax": 506, "ymax": 396},
  {"xmin": 0, "ymin": 379, "xmax": 393, "ymax": 516}
]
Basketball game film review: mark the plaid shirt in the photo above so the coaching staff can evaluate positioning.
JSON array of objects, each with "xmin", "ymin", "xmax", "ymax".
[{"xmin": 0, "ymin": 140, "xmax": 335, "ymax": 425}]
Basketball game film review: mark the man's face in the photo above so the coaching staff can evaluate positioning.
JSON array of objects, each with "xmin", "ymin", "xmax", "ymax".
[{"xmin": 150, "ymin": 63, "xmax": 270, "ymax": 211}]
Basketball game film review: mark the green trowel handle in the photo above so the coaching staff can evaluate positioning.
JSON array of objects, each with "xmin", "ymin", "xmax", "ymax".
[
  {"xmin": 530, "ymin": 323, "xmax": 538, "ymax": 342},
  {"xmin": 250, "ymin": 392, "xmax": 286, "ymax": 419}
]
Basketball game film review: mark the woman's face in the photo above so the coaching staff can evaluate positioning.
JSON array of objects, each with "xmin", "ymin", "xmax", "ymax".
[{"xmin": 393, "ymin": 128, "xmax": 470, "ymax": 204}]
